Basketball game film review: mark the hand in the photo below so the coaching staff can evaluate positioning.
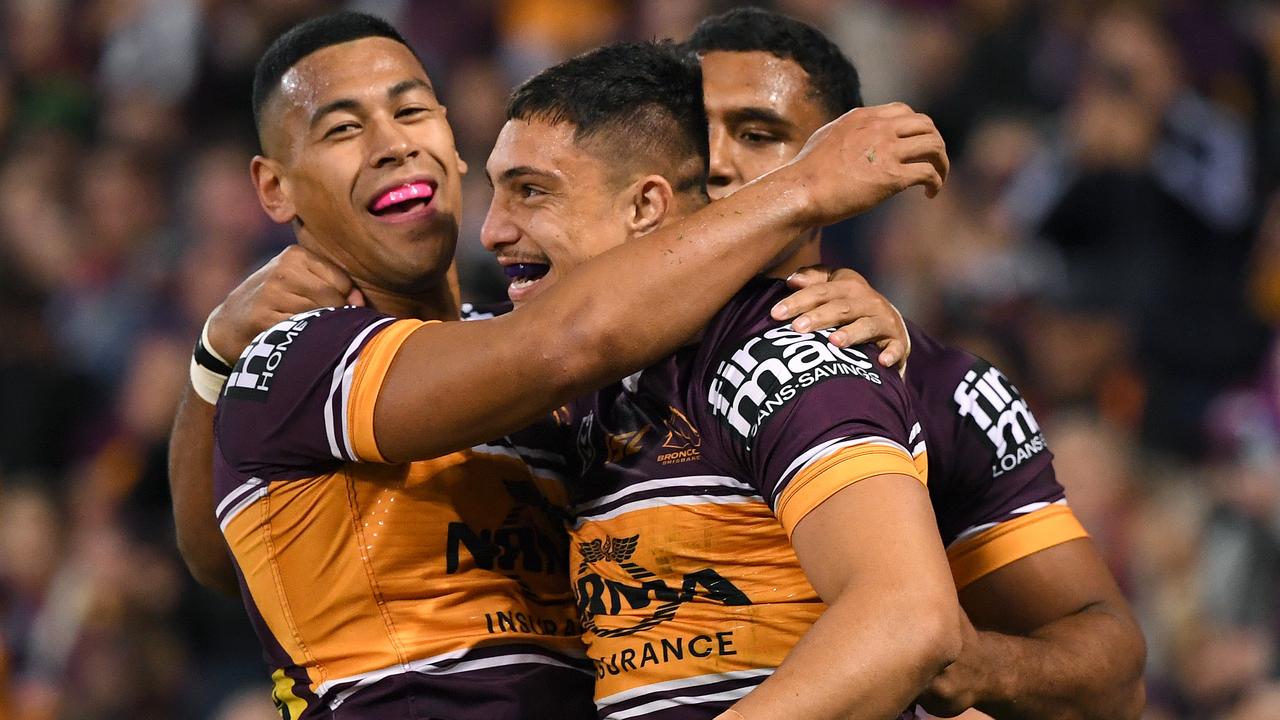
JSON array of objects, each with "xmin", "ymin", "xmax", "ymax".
[
  {"xmin": 784, "ymin": 102, "xmax": 949, "ymax": 227},
  {"xmin": 771, "ymin": 266, "xmax": 910, "ymax": 369},
  {"xmin": 206, "ymin": 245, "xmax": 362, "ymax": 360},
  {"xmin": 917, "ymin": 611, "xmax": 986, "ymax": 717}
]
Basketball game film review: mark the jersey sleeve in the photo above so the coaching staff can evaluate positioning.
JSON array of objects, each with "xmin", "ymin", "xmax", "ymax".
[
  {"xmin": 215, "ymin": 306, "xmax": 430, "ymax": 477},
  {"xmin": 930, "ymin": 355, "xmax": 1088, "ymax": 588},
  {"xmin": 702, "ymin": 323, "xmax": 927, "ymax": 536}
]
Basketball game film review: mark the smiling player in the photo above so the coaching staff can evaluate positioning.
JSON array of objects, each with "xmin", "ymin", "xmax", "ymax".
[
  {"xmin": 172, "ymin": 11, "xmax": 950, "ymax": 719},
  {"xmin": 480, "ymin": 42, "xmax": 958, "ymax": 720},
  {"xmin": 686, "ymin": 8, "xmax": 1146, "ymax": 718}
]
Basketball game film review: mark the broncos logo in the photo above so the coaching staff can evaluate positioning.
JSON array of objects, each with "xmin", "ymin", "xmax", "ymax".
[
  {"xmin": 662, "ymin": 407, "xmax": 701, "ymax": 450},
  {"xmin": 579, "ymin": 535, "xmax": 639, "ymax": 564}
]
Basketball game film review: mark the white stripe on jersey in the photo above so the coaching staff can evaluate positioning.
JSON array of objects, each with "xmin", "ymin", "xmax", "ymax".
[
  {"xmin": 470, "ymin": 443, "xmax": 567, "ymax": 483},
  {"xmin": 322, "ymin": 647, "xmax": 592, "ymax": 709},
  {"xmin": 948, "ymin": 498, "xmax": 1071, "ymax": 547},
  {"xmin": 572, "ymin": 475, "xmax": 756, "ymax": 515},
  {"xmin": 776, "ymin": 435, "xmax": 911, "ymax": 503},
  {"xmin": 324, "ymin": 317, "xmax": 394, "ymax": 461},
  {"xmin": 219, "ymin": 486, "xmax": 268, "ymax": 533},
  {"xmin": 572, "ymin": 492, "xmax": 763, "ymax": 527},
  {"xmin": 215, "ymin": 476, "xmax": 264, "ymax": 520},
  {"xmin": 339, "ymin": 359, "xmax": 359, "ymax": 461},
  {"xmin": 596, "ymin": 668, "xmax": 773, "ymax": 719}
]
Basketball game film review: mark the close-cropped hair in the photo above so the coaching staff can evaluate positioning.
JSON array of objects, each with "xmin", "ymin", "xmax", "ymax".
[
  {"xmin": 506, "ymin": 41, "xmax": 709, "ymax": 191},
  {"xmin": 252, "ymin": 11, "xmax": 420, "ymax": 137},
  {"xmin": 686, "ymin": 6, "xmax": 863, "ymax": 120}
]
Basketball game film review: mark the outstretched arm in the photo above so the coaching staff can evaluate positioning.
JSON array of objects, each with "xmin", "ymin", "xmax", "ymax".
[
  {"xmin": 919, "ymin": 539, "xmax": 1146, "ymax": 719},
  {"xmin": 375, "ymin": 104, "xmax": 947, "ymax": 461}
]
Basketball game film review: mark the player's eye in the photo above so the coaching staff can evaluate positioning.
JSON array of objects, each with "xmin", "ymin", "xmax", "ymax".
[
  {"xmin": 396, "ymin": 106, "xmax": 427, "ymax": 120},
  {"xmin": 520, "ymin": 184, "xmax": 546, "ymax": 199},
  {"xmin": 739, "ymin": 129, "xmax": 778, "ymax": 144},
  {"xmin": 324, "ymin": 122, "xmax": 360, "ymax": 139}
]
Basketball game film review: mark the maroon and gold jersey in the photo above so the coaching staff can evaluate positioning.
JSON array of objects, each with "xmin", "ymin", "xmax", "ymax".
[
  {"xmin": 904, "ymin": 322, "xmax": 1087, "ymax": 590},
  {"xmin": 213, "ymin": 307, "xmax": 594, "ymax": 720},
  {"xmin": 557, "ymin": 279, "xmax": 928, "ymax": 719}
]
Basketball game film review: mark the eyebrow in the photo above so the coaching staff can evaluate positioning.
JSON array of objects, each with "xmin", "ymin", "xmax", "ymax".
[
  {"xmin": 308, "ymin": 78, "xmax": 436, "ymax": 129},
  {"xmin": 486, "ymin": 165, "xmax": 559, "ymax": 186},
  {"xmin": 389, "ymin": 78, "xmax": 433, "ymax": 99},
  {"xmin": 724, "ymin": 106, "xmax": 792, "ymax": 127}
]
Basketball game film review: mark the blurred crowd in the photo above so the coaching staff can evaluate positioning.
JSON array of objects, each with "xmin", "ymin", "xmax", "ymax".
[{"xmin": 0, "ymin": 1, "xmax": 1276, "ymax": 718}]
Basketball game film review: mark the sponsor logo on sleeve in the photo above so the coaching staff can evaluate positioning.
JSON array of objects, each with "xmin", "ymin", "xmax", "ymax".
[
  {"xmin": 953, "ymin": 361, "xmax": 1048, "ymax": 476},
  {"xmin": 707, "ymin": 325, "xmax": 881, "ymax": 442},
  {"xmin": 225, "ymin": 309, "xmax": 330, "ymax": 401}
]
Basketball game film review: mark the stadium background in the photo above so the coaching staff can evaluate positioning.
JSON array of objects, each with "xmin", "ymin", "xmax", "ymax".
[{"xmin": 0, "ymin": 0, "xmax": 1276, "ymax": 718}]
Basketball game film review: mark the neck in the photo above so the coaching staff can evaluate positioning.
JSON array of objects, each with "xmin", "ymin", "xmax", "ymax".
[
  {"xmin": 767, "ymin": 227, "xmax": 822, "ymax": 279},
  {"xmin": 359, "ymin": 280, "xmax": 459, "ymax": 322},
  {"xmin": 296, "ymin": 228, "xmax": 461, "ymax": 322}
]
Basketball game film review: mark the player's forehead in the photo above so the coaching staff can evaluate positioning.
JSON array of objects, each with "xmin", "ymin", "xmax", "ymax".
[
  {"xmin": 276, "ymin": 36, "xmax": 434, "ymax": 116},
  {"xmin": 486, "ymin": 118, "xmax": 610, "ymax": 185},
  {"xmin": 700, "ymin": 50, "xmax": 817, "ymax": 119}
]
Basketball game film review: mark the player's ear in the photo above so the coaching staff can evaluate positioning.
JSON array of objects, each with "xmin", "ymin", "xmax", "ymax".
[
  {"xmin": 251, "ymin": 155, "xmax": 297, "ymax": 224},
  {"xmin": 628, "ymin": 174, "xmax": 674, "ymax": 236}
]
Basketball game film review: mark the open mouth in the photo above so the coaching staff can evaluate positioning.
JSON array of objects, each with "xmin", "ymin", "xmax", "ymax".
[
  {"xmin": 502, "ymin": 262, "xmax": 551, "ymax": 301},
  {"xmin": 368, "ymin": 181, "xmax": 436, "ymax": 221}
]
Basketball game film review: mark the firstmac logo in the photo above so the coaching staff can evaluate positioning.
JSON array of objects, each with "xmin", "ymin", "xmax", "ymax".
[
  {"xmin": 953, "ymin": 361, "xmax": 1048, "ymax": 476},
  {"xmin": 708, "ymin": 325, "xmax": 881, "ymax": 442}
]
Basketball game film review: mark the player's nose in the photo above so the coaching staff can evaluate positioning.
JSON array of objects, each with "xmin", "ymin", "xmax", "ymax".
[
  {"xmin": 707, "ymin": 127, "xmax": 739, "ymax": 201},
  {"xmin": 480, "ymin": 201, "xmax": 518, "ymax": 252}
]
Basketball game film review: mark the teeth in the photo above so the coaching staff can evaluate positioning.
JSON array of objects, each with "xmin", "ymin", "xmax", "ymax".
[{"xmin": 510, "ymin": 277, "xmax": 540, "ymax": 289}]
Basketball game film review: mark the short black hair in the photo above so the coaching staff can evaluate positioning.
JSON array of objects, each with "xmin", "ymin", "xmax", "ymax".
[
  {"xmin": 252, "ymin": 12, "xmax": 419, "ymax": 138},
  {"xmin": 686, "ymin": 6, "xmax": 862, "ymax": 120},
  {"xmin": 506, "ymin": 41, "xmax": 708, "ymax": 192}
]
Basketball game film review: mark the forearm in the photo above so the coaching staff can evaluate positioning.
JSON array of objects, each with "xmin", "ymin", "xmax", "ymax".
[
  {"xmin": 970, "ymin": 605, "xmax": 1146, "ymax": 720},
  {"xmin": 732, "ymin": 597, "xmax": 957, "ymax": 720},
  {"xmin": 372, "ymin": 169, "xmax": 820, "ymax": 460},
  {"xmin": 168, "ymin": 386, "xmax": 239, "ymax": 596}
]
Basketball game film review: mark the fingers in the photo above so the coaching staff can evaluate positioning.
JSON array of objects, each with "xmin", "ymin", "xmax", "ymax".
[
  {"xmin": 877, "ymin": 339, "xmax": 908, "ymax": 370},
  {"xmin": 300, "ymin": 247, "xmax": 356, "ymax": 297},
  {"xmin": 774, "ymin": 268, "xmax": 873, "ymax": 325},
  {"xmin": 902, "ymin": 159, "xmax": 946, "ymax": 198},
  {"xmin": 783, "ymin": 266, "xmax": 833, "ymax": 291},
  {"xmin": 893, "ymin": 133, "xmax": 950, "ymax": 184},
  {"xmin": 772, "ymin": 281, "xmax": 836, "ymax": 322},
  {"xmin": 268, "ymin": 245, "xmax": 356, "ymax": 308},
  {"xmin": 891, "ymin": 113, "xmax": 939, "ymax": 138}
]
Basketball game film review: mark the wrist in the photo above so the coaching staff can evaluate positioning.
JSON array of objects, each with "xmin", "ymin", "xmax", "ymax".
[
  {"xmin": 190, "ymin": 314, "xmax": 235, "ymax": 405},
  {"xmin": 968, "ymin": 630, "xmax": 1027, "ymax": 708},
  {"xmin": 759, "ymin": 162, "xmax": 824, "ymax": 232},
  {"xmin": 204, "ymin": 305, "xmax": 241, "ymax": 363}
]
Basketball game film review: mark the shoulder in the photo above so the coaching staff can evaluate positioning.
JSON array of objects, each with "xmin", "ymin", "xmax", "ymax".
[
  {"xmin": 223, "ymin": 306, "xmax": 397, "ymax": 402},
  {"xmin": 699, "ymin": 293, "xmax": 901, "ymax": 446}
]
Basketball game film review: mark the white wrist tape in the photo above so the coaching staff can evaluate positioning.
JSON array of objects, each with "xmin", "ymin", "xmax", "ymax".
[{"xmin": 189, "ymin": 315, "xmax": 234, "ymax": 405}]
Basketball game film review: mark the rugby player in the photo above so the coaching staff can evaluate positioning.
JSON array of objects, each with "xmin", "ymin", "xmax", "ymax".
[
  {"xmin": 481, "ymin": 43, "xmax": 958, "ymax": 720},
  {"xmin": 169, "ymin": 12, "xmax": 949, "ymax": 719},
  {"xmin": 685, "ymin": 8, "xmax": 1147, "ymax": 719}
]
